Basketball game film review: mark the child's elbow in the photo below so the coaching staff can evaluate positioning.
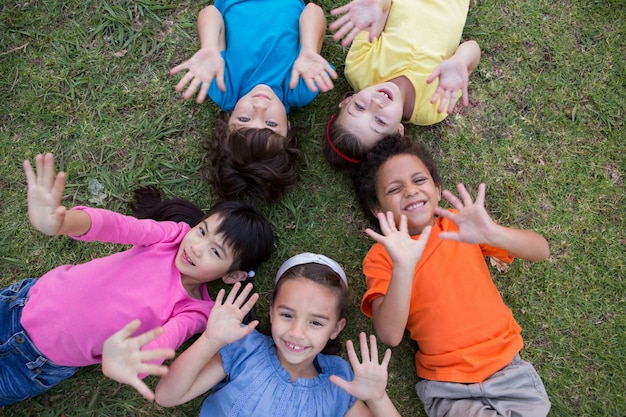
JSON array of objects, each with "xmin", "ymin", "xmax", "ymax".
[
  {"xmin": 154, "ymin": 387, "xmax": 176, "ymax": 408},
  {"xmin": 375, "ymin": 327, "xmax": 403, "ymax": 347}
]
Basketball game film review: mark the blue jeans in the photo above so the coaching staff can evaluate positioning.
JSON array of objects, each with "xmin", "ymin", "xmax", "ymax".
[{"xmin": 0, "ymin": 279, "xmax": 78, "ymax": 406}]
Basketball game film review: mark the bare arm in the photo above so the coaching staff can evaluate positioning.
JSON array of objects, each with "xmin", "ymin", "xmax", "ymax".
[
  {"xmin": 333, "ymin": 334, "xmax": 401, "ymax": 417},
  {"xmin": 330, "ymin": 0, "xmax": 391, "ymax": 47},
  {"xmin": 427, "ymin": 40, "xmax": 481, "ymax": 114},
  {"xmin": 155, "ymin": 283, "xmax": 259, "ymax": 407},
  {"xmin": 435, "ymin": 183, "xmax": 550, "ymax": 261},
  {"xmin": 290, "ymin": 3, "xmax": 337, "ymax": 92},
  {"xmin": 24, "ymin": 153, "xmax": 92, "ymax": 237},
  {"xmin": 365, "ymin": 213, "xmax": 432, "ymax": 346},
  {"xmin": 170, "ymin": 5, "xmax": 226, "ymax": 102}
]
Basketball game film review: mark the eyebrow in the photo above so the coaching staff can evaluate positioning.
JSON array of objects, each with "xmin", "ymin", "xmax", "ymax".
[
  {"xmin": 277, "ymin": 305, "xmax": 330, "ymax": 321},
  {"xmin": 203, "ymin": 220, "xmax": 227, "ymax": 257},
  {"xmin": 346, "ymin": 106, "xmax": 381, "ymax": 134}
]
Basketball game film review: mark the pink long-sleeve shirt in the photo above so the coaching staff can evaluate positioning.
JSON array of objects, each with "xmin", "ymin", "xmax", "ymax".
[{"xmin": 21, "ymin": 206, "xmax": 214, "ymax": 367}]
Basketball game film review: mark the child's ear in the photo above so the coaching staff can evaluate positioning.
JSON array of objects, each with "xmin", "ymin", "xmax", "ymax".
[
  {"xmin": 222, "ymin": 270, "xmax": 247, "ymax": 284},
  {"xmin": 397, "ymin": 123, "xmax": 405, "ymax": 136},
  {"xmin": 330, "ymin": 318, "xmax": 347, "ymax": 340},
  {"xmin": 369, "ymin": 204, "xmax": 382, "ymax": 219},
  {"xmin": 338, "ymin": 96, "xmax": 352, "ymax": 108}
]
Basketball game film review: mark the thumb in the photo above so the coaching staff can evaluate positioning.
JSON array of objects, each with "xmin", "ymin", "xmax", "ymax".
[
  {"xmin": 329, "ymin": 374, "xmax": 351, "ymax": 393},
  {"xmin": 117, "ymin": 319, "xmax": 142, "ymax": 339},
  {"xmin": 289, "ymin": 67, "xmax": 300, "ymax": 89},
  {"xmin": 426, "ymin": 67, "xmax": 441, "ymax": 84},
  {"xmin": 131, "ymin": 379, "xmax": 156, "ymax": 402}
]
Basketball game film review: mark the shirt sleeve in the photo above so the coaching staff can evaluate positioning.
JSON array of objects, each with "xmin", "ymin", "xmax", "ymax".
[{"xmin": 69, "ymin": 206, "xmax": 183, "ymax": 246}]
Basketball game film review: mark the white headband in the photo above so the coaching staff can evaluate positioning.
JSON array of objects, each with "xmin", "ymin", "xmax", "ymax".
[{"xmin": 275, "ymin": 252, "xmax": 348, "ymax": 287}]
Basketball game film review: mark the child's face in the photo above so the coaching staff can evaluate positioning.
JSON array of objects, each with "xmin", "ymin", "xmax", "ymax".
[
  {"xmin": 373, "ymin": 153, "xmax": 441, "ymax": 235},
  {"xmin": 229, "ymin": 84, "xmax": 288, "ymax": 136},
  {"xmin": 176, "ymin": 214, "xmax": 238, "ymax": 289},
  {"xmin": 269, "ymin": 277, "xmax": 346, "ymax": 380},
  {"xmin": 337, "ymin": 82, "xmax": 404, "ymax": 150}
]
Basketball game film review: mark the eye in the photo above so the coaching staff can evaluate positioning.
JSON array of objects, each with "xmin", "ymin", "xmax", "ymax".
[
  {"xmin": 199, "ymin": 227, "xmax": 206, "ymax": 236},
  {"xmin": 413, "ymin": 177, "xmax": 427, "ymax": 184},
  {"xmin": 280, "ymin": 312, "xmax": 293, "ymax": 319},
  {"xmin": 237, "ymin": 117, "xmax": 250, "ymax": 122},
  {"xmin": 354, "ymin": 102, "xmax": 365, "ymax": 111},
  {"xmin": 265, "ymin": 121, "xmax": 277, "ymax": 127},
  {"xmin": 211, "ymin": 248, "xmax": 221, "ymax": 258},
  {"xmin": 310, "ymin": 320, "xmax": 323, "ymax": 327},
  {"xmin": 387, "ymin": 186, "xmax": 400, "ymax": 195},
  {"xmin": 375, "ymin": 117, "xmax": 386, "ymax": 126}
]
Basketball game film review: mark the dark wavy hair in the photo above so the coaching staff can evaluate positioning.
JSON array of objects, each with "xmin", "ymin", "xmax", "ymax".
[
  {"xmin": 352, "ymin": 134, "xmax": 441, "ymax": 225},
  {"xmin": 271, "ymin": 262, "xmax": 350, "ymax": 355},
  {"xmin": 131, "ymin": 187, "xmax": 273, "ymax": 273},
  {"xmin": 204, "ymin": 112, "xmax": 302, "ymax": 203}
]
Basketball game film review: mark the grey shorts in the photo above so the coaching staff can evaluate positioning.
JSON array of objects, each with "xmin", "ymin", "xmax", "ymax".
[{"xmin": 415, "ymin": 355, "xmax": 551, "ymax": 417}]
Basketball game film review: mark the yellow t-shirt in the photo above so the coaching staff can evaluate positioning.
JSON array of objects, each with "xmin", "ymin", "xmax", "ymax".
[{"xmin": 345, "ymin": 0, "xmax": 469, "ymax": 125}]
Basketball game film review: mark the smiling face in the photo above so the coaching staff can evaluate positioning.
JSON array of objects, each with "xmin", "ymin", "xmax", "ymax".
[
  {"xmin": 374, "ymin": 153, "xmax": 442, "ymax": 235},
  {"xmin": 229, "ymin": 84, "xmax": 289, "ymax": 137},
  {"xmin": 175, "ymin": 214, "xmax": 239, "ymax": 296},
  {"xmin": 337, "ymin": 82, "xmax": 405, "ymax": 150},
  {"xmin": 269, "ymin": 277, "xmax": 346, "ymax": 381}
]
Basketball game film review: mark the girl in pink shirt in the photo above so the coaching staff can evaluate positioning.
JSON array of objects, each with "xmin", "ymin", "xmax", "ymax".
[{"xmin": 0, "ymin": 153, "xmax": 273, "ymax": 407}]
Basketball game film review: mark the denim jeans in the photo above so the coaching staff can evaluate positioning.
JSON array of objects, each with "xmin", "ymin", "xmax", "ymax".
[{"xmin": 0, "ymin": 278, "xmax": 78, "ymax": 406}]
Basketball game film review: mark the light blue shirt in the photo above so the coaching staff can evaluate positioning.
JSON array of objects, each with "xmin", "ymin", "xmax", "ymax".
[
  {"xmin": 199, "ymin": 331, "xmax": 356, "ymax": 417},
  {"xmin": 208, "ymin": 0, "xmax": 318, "ymax": 113}
]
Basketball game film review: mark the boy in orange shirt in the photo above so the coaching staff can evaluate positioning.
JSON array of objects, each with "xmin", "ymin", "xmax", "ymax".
[{"xmin": 352, "ymin": 135, "xmax": 551, "ymax": 416}]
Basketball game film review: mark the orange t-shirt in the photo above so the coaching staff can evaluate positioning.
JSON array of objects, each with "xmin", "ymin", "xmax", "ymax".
[{"xmin": 361, "ymin": 213, "xmax": 523, "ymax": 383}]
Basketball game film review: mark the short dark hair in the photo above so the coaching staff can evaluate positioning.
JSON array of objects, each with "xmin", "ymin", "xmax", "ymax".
[
  {"xmin": 204, "ymin": 113, "xmax": 302, "ymax": 203},
  {"xmin": 352, "ymin": 134, "xmax": 441, "ymax": 224},
  {"xmin": 272, "ymin": 262, "xmax": 349, "ymax": 355},
  {"xmin": 203, "ymin": 201, "xmax": 274, "ymax": 273},
  {"xmin": 131, "ymin": 187, "xmax": 273, "ymax": 272}
]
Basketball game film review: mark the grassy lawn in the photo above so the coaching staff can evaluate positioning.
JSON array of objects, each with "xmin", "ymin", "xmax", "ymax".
[{"xmin": 1, "ymin": 0, "xmax": 624, "ymax": 416}]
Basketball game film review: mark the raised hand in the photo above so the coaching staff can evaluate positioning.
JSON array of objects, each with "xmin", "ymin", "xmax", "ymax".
[
  {"xmin": 330, "ymin": 333, "xmax": 390, "ymax": 401},
  {"xmin": 427, "ymin": 57, "xmax": 470, "ymax": 114},
  {"xmin": 204, "ymin": 282, "xmax": 259, "ymax": 345},
  {"xmin": 435, "ymin": 183, "xmax": 496, "ymax": 244},
  {"xmin": 170, "ymin": 48, "xmax": 226, "ymax": 104},
  {"xmin": 102, "ymin": 320, "xmax": 175, "ymax": 401},
  {"xmin": 330, "ymin": 0, "xmax": 387, "ymax": 47},
  {"xmin": 366, "ymin": 211, "xmax": 432, "ymax": 268},
  {"xmin": 290, "ymin": 50, "xmax": 337, "ymax": 93},
  {"xmin": 23, "ymin": 153, "xmax": 67, "ymax": 236}
]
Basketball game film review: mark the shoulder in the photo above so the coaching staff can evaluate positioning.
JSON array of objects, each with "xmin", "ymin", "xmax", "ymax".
[{"xmin": 317, "ymin": 353, "xmax": 353, "ymax": 379}]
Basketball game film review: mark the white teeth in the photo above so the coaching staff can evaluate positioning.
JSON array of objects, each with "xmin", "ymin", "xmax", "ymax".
[
  {"xmin": 379, "ymin": 91, "xmax": 389, "ymax": 99},
  {"xmin": 406, "ymin": 201, "xmax": 425, "ymax": 211},
  {"xmin": 286, "ymin": 342, "xmax": 305, "ymax": 351}
]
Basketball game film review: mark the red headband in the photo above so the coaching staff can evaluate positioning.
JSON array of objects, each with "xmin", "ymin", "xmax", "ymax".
[{"xmin": 325, "ymin": 114, "xmax": 360, "ymax": 164}]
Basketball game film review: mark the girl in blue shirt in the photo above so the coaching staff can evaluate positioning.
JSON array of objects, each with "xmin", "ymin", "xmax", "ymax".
[
  {"xmin": 171, "ymin": 0, "xmax": 337, "ymax": 202},
  {"xmin": 154, "ymin": 253, "xmax": 401, "ymax": 417}
]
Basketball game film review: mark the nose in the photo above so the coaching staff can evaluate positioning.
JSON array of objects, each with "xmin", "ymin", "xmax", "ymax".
[
  {"xmin": 404, "ymin": 183, "xmax": 419, "ymax": 197},
  {"xmin": 370, "ymin": 95, "xmax": 384, "ymax": 108},
  {"xmin": 289, "ymin": 321, "xmax": 306, "ymax": 338},
  {"xmin": 190, "ymin": 240, "xmax": 202, "ymax": 257},
  {"xmin": 253, "ymin": 100, "xmax": 268, "ymax": 110}
]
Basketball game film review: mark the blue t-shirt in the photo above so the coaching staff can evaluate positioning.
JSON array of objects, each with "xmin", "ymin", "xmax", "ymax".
[
  {"xmin": 199, "ymin": 331, "xmax": 356, "ymax": 417},
  {"xmin": 208, "ymin": 0, "xmax": 318, "ymax": 113}
]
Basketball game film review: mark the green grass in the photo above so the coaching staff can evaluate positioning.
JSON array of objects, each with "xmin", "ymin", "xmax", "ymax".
[{"xmin": 1, "ymin": 0, "xmax": 624, "ymax": 415}]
